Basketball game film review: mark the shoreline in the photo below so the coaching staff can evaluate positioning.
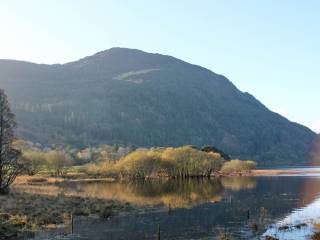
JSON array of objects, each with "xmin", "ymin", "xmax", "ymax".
[
  {"xmin": 12, "ymin": 167, "xmax": 320, "ymax": 184},
  {"xmin": 1, "ymin": 169, "xmax": 316, "ymax": 239},
  {"xmin": 248, "ymin": 169, "xmax": 320, "ymax": 176}
]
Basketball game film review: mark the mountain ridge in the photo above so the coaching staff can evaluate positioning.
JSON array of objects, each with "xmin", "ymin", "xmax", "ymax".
[{"xmin": 0, "ymin": 47, "xmax": 316, "ymax": 165}]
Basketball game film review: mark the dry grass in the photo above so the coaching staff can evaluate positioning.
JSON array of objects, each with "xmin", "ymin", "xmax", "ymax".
[
  {"xmin": 312, "ymin": 231, "xmax": 320, "ymax": 240},
  {"xmin": 0, "ymin": 176, "xmax": 132, "ymax": 239},
  {"xmin": 1, "ymin": 174, "xmax": 259, "ymax": 238},
  {"xmin": 14, "ymin": 175, "xmax": 64, "ymax": 185}
]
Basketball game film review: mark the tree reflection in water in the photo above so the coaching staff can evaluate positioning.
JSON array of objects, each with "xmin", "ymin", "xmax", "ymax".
[
  {"xmin": 32, "ymin": 176, "xmax": 320, "ymax": 239},
  {"xmin": 62, "ymin": 177, "xmax": 256, "ymax": 209}
]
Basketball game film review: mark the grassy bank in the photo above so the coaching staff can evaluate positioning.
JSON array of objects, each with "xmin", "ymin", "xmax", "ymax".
[
  {"xmin": 0, "ymin": 173, "xmax": 259, "ymax": 239},
  {"xmin": 0, "ymin": 176, "xmax": 132, "ymax": 239}
]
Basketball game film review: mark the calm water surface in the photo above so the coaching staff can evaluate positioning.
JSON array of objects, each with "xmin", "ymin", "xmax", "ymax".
[{"xmin": 36, "ymin": 174, "xmax": 320, "ymax": 240}]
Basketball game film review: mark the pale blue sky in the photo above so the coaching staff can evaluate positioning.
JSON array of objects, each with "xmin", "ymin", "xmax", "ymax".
[{"xmin": 0, "ymin": 0, "xmax": 319, "ymax": 132}]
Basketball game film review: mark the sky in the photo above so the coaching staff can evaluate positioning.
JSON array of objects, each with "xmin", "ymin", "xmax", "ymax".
[{"xmin": 0, "ymin": 0, "xmax": 319, "ymax": 132}]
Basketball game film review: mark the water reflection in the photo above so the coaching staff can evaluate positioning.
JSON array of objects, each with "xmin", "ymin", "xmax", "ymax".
[
  {"xmin": 263, "ymin": 197, "xmax": 320, "ymax": 239},
  {"xmin": 29, "ymin": 176, "xmax": 320, "ymax": 239},
  {"xmin": 58, "ymin": 177, "xmax": 260, "ymax": 209},
  {"xmin": 262, "ymin": 176, "xmax": 320, "ymax": 240},
  {"xmin": 70, "ymin": 177, "xmax": 320, "ymax": 240},
  {"xmin": 221, "ymin": 176, "xmax": 257, "ymax": 191},
  {"xmin": 65, "ymin": 178, "xmax": 229, "ymax": 208}
]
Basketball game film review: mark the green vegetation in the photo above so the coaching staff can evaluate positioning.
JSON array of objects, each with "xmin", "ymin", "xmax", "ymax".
[{"xmin": 201, "ymin": 145, "xmax": 231, "ymax": 160}]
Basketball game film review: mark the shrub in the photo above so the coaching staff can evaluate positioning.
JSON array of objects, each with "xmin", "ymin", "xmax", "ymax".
[
  {"xmin": 83, "ymin": 161, "xmax": 117, "ymax": 176},
  {"xmin": 83, "ymin": 146, "xmax": 227, "ymax": 178},
  {"xmin": 116, "ymin": 150, "xmax": 172, "ymax": 178},
  {"xmin": 162, "ymin": 146, "xmax": 223, "ymax": 177},
  {"xmin": 21, "ymin": 151, "xmax": 46, "ymax": 176},
  {"xmin": 115, "ymin": 146, "xmax": 224, "ymax": 178},
  {"xmin": 201, "ymin": 145, "xmax": 231, "ymax": 160},
  {"xmin": 221, "ymin": 160, "xmax": 257, "ymax": 174},
  {"xmin": 45, "ymin": 151, "xmax": 73, "ymax": 176}
]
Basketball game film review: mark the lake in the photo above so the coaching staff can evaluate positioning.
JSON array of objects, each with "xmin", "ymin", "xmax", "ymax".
[{"xmin": 35, "ymin": 174, "xmax": 320, "ymax": 240}]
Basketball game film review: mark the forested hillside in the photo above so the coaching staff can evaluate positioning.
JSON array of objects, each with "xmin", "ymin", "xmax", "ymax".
[{"xmin": 0, "ymin": 48, "xmax": 316, "ymax": 165}]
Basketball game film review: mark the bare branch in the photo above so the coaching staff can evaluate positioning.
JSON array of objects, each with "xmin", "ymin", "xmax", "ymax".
[{"xmin": 0, "ymin": 89, "xmax": 22, "ymax": 194}]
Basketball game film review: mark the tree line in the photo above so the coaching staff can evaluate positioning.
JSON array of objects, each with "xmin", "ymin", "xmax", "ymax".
[{"xmin": 0, "ymin": 88, "xmax": 257, "ymax": 193}]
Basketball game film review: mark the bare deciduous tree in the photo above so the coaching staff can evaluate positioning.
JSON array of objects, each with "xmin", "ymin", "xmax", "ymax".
[{"xmin": 0, "ymin": 89, "xmax": 22, "ymax": 194}]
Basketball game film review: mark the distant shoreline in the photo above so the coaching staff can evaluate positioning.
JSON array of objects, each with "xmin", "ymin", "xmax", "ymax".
[{"xmin": 247, "ymin": 169, "xmax": 320, "ymax": 176}]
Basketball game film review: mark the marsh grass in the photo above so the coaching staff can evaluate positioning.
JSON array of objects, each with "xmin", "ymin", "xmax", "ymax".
[
  {"xmin": 1, "ymin": 174, "xmax": 259, "ymax": 239},
  {"xmin": 0, "ymin": 176, "xmax": 132, "ymax": 239}
]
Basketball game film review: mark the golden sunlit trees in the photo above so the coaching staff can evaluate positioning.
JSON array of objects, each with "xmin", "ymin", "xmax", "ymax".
[
  {"xmin": 115, "ymin": 146, "xmax": 225, "ymax": 178},
  {"xmin": 116, "ymin": 150, "xmax": 173, "ymax": 178},
  {"xmin": 161, "ymin": 146, "xmax": 224, "ymax": 177},
  {"xmin": 221, "ymin": 160, "xmax": 257, "ymax": 174}
]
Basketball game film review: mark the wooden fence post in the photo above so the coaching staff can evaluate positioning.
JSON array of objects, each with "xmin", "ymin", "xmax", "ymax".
[
  {"xmin": 71, "ymin": 213, "xmax": 74, "ymax": 234},
  {"xmin": 157, "ymin": 224, "xmax": 160, "ymax": 240}
]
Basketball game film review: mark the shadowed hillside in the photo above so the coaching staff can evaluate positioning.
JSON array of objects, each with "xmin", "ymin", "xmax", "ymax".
[{"xmin": 0, "ymin": 48, "xmax": 316, "ymax": 165}]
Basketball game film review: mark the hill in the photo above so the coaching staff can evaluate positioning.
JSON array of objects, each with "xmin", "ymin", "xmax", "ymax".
[{"xmin": 0, "ymin": 48, "xmax": 316, "ymax": 165}]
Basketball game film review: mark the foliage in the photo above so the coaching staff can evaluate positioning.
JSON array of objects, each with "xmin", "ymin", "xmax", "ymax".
[
  {"xmin": 221, "ymin": 160, "xmax": 257, "ymax": 174},
  {"xmin": 21, "ymin": 151, "xmax": 46, "ymax": 175},
  {"xmin": 18, "ymin": 144, "xmax": 256, "ymax": 179},
  {"xmin": 161, "ymin": 146, "xmax": 223, "ymax": 177},
  {"xmin": 116, "ymin": 150, "xmax": 172, "ymax": 178},
  {"xmin": 45, "ymin": 150, "xmax": 73, "ymax": 176},
  {"xmin": 83, "ymin": 161, "xmax": 117, "ymax": 177},
  {"xmin": 201, "ymin": 145, "xmax": 231, "ymax": 160},
  {"xmin": 85, "ymin": 146, "xmax": 225, "ymax": 178},
  {"xmin": 0, "ymin": 89, "xmax": 22, "ymax": 194}
]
